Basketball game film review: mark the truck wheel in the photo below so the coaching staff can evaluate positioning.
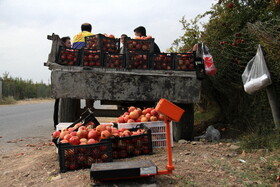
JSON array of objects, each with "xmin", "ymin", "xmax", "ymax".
[
  {"xmin": 173, "ymin": 103, "xmax": 194, "ymax": 141},
  {"xmin": 59, "ymin": 98, "xmax": 81, "ymax": 122}
]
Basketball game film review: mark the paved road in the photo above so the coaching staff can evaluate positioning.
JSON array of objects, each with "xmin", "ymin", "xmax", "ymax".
[{"xmin": 0, "ymin": 102, "xmax": 55, "ymax": 143}]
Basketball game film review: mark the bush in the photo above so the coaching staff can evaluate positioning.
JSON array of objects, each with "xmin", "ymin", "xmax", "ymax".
[{"xmin": 0, "ymin": 96, "xmax": 17, "ymax": 105}]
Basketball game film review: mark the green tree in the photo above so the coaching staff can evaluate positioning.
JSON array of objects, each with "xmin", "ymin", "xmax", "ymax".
[{"xmin": 173, "ymin": 0, "xmax": 280, "ymax": 130}]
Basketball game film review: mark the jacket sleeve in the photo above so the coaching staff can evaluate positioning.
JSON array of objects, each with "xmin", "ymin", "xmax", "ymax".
[{"xmin": 154, "ymin": 43, "xmax": 161, "ymax": 54}]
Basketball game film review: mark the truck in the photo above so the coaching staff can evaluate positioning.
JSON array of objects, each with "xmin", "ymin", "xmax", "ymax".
[{"xmin": 45, "ymin": 33, "xmax": 205, "ymax": 141}]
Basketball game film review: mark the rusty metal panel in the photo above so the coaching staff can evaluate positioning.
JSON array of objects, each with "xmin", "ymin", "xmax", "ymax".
[{"xmin": 51, "ymin": 68, "xmax": 201, "ymax": 103}]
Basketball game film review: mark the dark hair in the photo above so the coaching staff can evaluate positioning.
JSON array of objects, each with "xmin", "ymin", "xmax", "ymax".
[
  {"xmin": 81, "ymin": 23, "xmax": 92, "ymax": 32},
  {"xmin": 61, "ymin": 36, "xmax": 70, "ymax": 43},
  {"xmin": 121, "ymin": 34, "xmax": 127, "ymax": 38},
  {"xmin": 134, "ymin": 26, "xmax": 146, "ymax": 37}
]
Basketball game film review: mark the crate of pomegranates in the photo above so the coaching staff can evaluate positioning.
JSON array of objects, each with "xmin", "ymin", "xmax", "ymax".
[
  {"xmin": 80, "ymin": 49, "xmax": 103, "ymax": 67},
  {"xmin": 124, "ymin": 36, "xmax": 154, "ymax": 53},
  {"xmin": 56, "ymin": 46, "xmax": 81, "ymax": 66},
  {"xmin": 151, "ymin": 53, "xmax": 174, "ymax": 70},
  {"xmin": 85, "ymin": 34, "xmax": 120, "ymax": 53},
  {"xmin": 57, "ymin": 138, "xmax": 112, "ymax": 172},
  {"xmin": 110, "ymin": 123, "xmax": 153, "ymax": 159},
  {"xmin": 116, "ymin": 106, "xmax": 173, "ymax": 148},
  {"xmin": 53, "ymin": 121, "xmax": 113, "ymax": 172},
  {"xmin": 126, "ymin": 52, "xmax": 150, "ymax": 70},
  {"xmin": 173, "ymin": 53, "xmax": 195, "ymax": 71},
  {"xmin": 103, "ymin": 53, "xmax": 125, "ymax": 69}
]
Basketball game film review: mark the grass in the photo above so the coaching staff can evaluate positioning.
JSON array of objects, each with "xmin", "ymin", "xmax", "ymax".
[
  {"xmin": 0, "ymin": 96, "xmax": 17, "ymax": 105},
  {"xmin": 239, "ymin": 128, "xmax": 280, "ymax": 151}
]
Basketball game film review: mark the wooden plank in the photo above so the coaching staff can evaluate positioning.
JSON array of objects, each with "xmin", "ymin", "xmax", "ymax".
[{"xmin": 47, "ymin": 33, "xmax": 65, "ymax": 64}]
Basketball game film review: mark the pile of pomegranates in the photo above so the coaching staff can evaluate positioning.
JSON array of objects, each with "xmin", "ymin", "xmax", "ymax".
[{"xmin": 117, "ymin": 106, "xmax": 164, "ymax": 123}]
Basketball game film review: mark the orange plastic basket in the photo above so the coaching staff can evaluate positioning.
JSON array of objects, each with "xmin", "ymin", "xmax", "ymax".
[{"xmin": 155, "ymin": 99, "xmax": 185, "ymax": 122}]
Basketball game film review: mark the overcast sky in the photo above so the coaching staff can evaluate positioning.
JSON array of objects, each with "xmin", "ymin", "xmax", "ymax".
[{"xmin": 0, "ymin": 0, "xmax": 215, "ymax": 84}]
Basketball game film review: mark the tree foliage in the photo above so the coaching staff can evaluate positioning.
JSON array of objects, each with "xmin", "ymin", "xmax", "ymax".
[
  {"xmin": 172, "ymin": 0, "xmax": 280, "ymax": 130},
  {"xmin": 1, "ymin": 72, "xmax": 51, "ymax": 100}
]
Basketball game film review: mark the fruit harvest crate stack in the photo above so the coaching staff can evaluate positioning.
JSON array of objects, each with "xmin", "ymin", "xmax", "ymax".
[
  {"xmin": 56, "ymin": 46, "xmax": 80, "ymax": 66},
  {"xmin": 150, "ymin": 53, "xmax": 174, "ymax": 70},
  {"xmin": 173, "ymin": 53, "xmax": 196, "ymax": 71},
  {"xmin": 123, "ymin": 37, "xmax": 155, "ymax": 54},
  {"xmin": 80, "ymin": 49, "xmax": 103, "ymax": 67},
  {"xmin": 111, "ymin": 124, "xmax": 153, "ymax": 159},
  {"xmin": 123, "ymin": 37, "xmax": 154, "ymax": 70},
  {"xmin": 53, "ymin": 123, "xmax": 153, "ymax": 172},
  {"xmin": 84, "ymin": 34, "xmax": 120, "ymax": 53},
  {"xmin": 103, "ymin": 53, "xmax": 126, "ymax": 69},
  {"xmin": 57, "ymin": 139, "xmax": 112, "ymax": 172},
  {"xmin": 117, "ymin": 121, "xmax": 173, "ymax": 148},
  {"xmin": 125, "ymin": 52, "xmax": 150, "ymax": 70}
]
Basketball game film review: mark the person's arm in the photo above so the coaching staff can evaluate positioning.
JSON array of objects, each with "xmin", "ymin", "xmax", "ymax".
[{"xmin": 154, "ymin": 43, "xmax": 161, "ymax": 54}]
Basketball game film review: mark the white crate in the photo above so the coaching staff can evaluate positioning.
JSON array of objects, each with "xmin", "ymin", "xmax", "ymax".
[
  {"xmin": 56, "ymin": 123, "xmax": 73, "ymax": 131},
  {"xmin": 117, "ymin": 121, "xmax": 173, "ymax": 148}
]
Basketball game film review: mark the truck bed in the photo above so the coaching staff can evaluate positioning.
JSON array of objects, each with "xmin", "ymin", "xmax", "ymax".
[
  {"xmin": 46, "ymin": 33, "xmax": 201, "ymax": 104},
  {"xmin": 50, "ymin": 64, "xmax": 201, "ymax": 103}
]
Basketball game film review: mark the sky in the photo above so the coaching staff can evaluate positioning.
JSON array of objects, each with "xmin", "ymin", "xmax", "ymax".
[{"xmin": 0, "ymin": 0, "xmax": 216, "ymax": 84}]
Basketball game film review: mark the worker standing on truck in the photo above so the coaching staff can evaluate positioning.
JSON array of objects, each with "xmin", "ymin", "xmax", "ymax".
[
  {"xmin": 53, "ymin": 36, "xmax": 72, "ymax": 129},
  {"xmin": 134, "ymin": 26, "xmax": 161, "ymax": 54},
  {"xmin": 72, "ymin": 23, "xmax": 93, "ymax": 49},
  {"xmin": 72, "ymin": 23, "xmax": 95, "ymax": 109},
  {"xmin": 119, "ymin": 34, "xmax": 128, "ymax": 54}
]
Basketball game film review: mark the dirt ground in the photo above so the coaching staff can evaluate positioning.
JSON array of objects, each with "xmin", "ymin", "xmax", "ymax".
[{"xmin": 1, "ymin": 135, "xmax": 279, "ymax": 187}]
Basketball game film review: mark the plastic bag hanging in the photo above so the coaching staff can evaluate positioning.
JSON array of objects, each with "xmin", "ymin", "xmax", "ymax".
[
  {"xmin": 242, "ymin": 45, "xmax": 272, "ymax": 94},
  {"xmin": 202, "ymin": 43, "xmax": 217, "ymax": 76}
]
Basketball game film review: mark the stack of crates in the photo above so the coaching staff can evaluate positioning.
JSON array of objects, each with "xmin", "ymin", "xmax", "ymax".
[
  {"xmin": 117, "ymin": 121, "xmax": 173, "ymax": 148},
  {"xmin": 83, "ymin": 34, "xmax": 123, "ymax": 69},
  {"xmin": 123, "ymin": 37, "xmax": 154, "ymax": 70}
]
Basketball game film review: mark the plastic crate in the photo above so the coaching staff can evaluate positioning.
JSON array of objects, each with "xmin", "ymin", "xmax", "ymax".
[
  {"xmin": 80, "ymin": 49, "xmax": 103, "ymax": 67},
  {"xmin": 85, "ymin": 34, "xmax": 120, "ymax": 53},
  {"xmin": 124, "ymin": 37, "xmax": 154, "ymax": 53},
  {"xmin": 126, "ymin": 52, "xmax": 150, "ymax": 70},
  {"xmin": 174, "ymin": 53, "xmax": 195, "ymax": 71},
  {"xmin": 117, "ymin": 121, "xmax": 173, "ymax": 148},
  {"xmin": 56, "ymin": 46, "xmax": 80, "ymax": 66},
  {"xmin": 57, "ymin": 139, "xmax": 112, "ymax": 172},
  {"xmin": 103, "ymin": 53, "xmax": 125, "ymax": 69},
  {"xmin": 151, "ymin": 53, "xmax": 174, "ymax": 70},
  {"xmin": 111, "ymin": 124, "xmax": 153, "ymax": 159}
]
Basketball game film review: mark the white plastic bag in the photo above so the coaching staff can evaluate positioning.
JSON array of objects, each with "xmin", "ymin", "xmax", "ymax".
[{"xmin": 242, "ymin": 45, "xmax": 272, "ymax": 94}]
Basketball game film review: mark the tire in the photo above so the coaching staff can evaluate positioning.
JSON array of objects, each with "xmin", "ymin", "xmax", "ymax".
[
  {"xmin": 173, "ymin": 103, "xmax": 194, "ymax": 141},
  {"xmin": 59, "ymin": 98, "xmax": 81, "ymax": 123}
]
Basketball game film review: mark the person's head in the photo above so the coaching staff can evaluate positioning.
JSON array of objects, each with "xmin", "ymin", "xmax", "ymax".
[
  {"xmin": 134, "ymin": 26, "xmax": 146, "ymax": 37},
  {"xmin": 81, "ymin": 23, "xmax": 92, "ymax": 32},
  {"xmin": 120, "ymin": 34, "xmax": 127, "ymax": 44},
  {"xmin": 61, "ymin": 36, "xmax": 71, "ymax": 48}
]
